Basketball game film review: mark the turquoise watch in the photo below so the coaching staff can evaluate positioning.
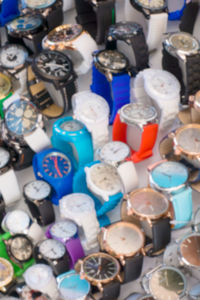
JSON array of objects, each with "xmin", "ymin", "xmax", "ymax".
[
  {"xmin": 148, "ymin": 160, "xmax": 192, "ymax": 230},
  {"xmin": 51, "ymin": 116, "xmax": 93, "ymax": 171}
]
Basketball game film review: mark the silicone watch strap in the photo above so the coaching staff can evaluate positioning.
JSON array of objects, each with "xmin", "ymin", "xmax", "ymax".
[
  {"xmin": 129, "ymin": 33, "xmax": 149, "ymax": 71},
  {"xmin": 0, "ymin": 169, "xmax": 21, "ymax": 206},
  {"xmin": 24, "ymin": 126, "xmax": 51, "ymax": 153},
  {"xmin": 168, "ymin": 0, "xmax": 186, "ymax": 20},
  {"xmin": 123, "ymin": 254, "xmax": 143, "ymax": 283},
  {"xmin": 117, "ymin": 161, "xmax": 139, "ymax": 194},
  {"xmin": 26, "ymin": 199, "xmax": 55, "ymax": 226},
  {"xmin": 151, "ymin": 218, "xmax": 171, "ymax": 252},
  {"xmin": 27, "ymin": 222, "xmax": 45, "ymax": 244},
  {"xmin": 66, "ymin": 238, "xmax": 85, "ymax": 268},
  {"xmin": 179, "ymin": 1, "xmax": 199, "ymax": 33},
  {"xmin": 101, "ymin": 280, "xmax": 120, "ymax": 300},
  {"xmin": 113, "ymin": 113, "xmax": 158, "ymax": 163},
  {"xmin": 0, "ymin": 92, "xmax": 13, "ymax": 119}
]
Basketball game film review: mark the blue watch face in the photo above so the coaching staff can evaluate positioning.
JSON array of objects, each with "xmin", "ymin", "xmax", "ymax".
[
  {"xmin": 42, "ymin": 152, "xmax": 71, "ymax": 178},
  {"xmin": 151, "ymin": 161, "xmax": 188, "ymax": 189},
  {"xmin": 7, "ymin": 15, "xmax": 42, "ymax": 33}
]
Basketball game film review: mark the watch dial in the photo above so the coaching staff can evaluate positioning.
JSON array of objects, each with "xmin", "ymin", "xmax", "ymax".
[
  {"xmin": 39, "ymin": 239, "xmax": 66, "ymax": 260},
  {"xmin": 89, "ymin": 163, "xmax": 122, "ymax": 194},
  {"xmin": 5, "ymin": 210, "xmax": 30, "ymax": 234},
  {"xmin": 0, "ymin": 258, "xmax": 13, "ymax": 288},
  {"xmin": 129, "ymin": 188, "xmax": 169, "ymax": 218},
  {"xmin": 121, "ymin": 103, "xmax": 157, "ymax": 124},
  {"xmin": 60, "ymin": 193, "xmax": 94, "ymax": 214},
  {"xmin": 50, "ymin": 220, "xmax": 77, "ymax": 240},
  {"xmin": 108, "ymin": 22, "xmax": 142, "ymax": 39},
  {"xmin": 180, "ymin": 234, "xmax": 200, "ymax": 267},
  {"xmin": 97, "ymin": 50, "xmax": 128, "ymax": 72},
  {"xmin": 83, "ymin": 253, "xmax": 119, "ymax": 282},
  {"xmin": 100, "ymin": 141, "xmax": 130, "ymax": 163},
  {"xmin": 135, "ymin": 0, "xmax": 166, "ymax": 10},
  {"xmin": 7, "ymin": 14, "xmax": 43, "ymax": 33},
  {"xmin": 149, "ymin": 267, "xmax": 186, "ymax": 300},
  {"xmin": 176, "ymin": 127, "xmax": 200, "ymax": 154},
  {"xmin": 24, "ymin": 264, "xmax": 53, "ymax": 290},
  {"xmin": 151, "ymin": 161, "xmax": 188, "ymax": 189},
  {"xmin": 46, "ymin": 24, "xmax": 82, "ymax": 44},
  {"xmin": 0, "ymin": 73, "xmax": 12, "ymax": 99},
  {"xmin": 24, "ymin": 180, "xmax": 51, "ymax": 201},
  {"xmin": 25, "ymin": 0, "xmax": 56, "ymax": 9},
  {"xmin": 169, "ymin": 32, "xmax": 199, "ymax": 52},
  {"xmin": 106, "ymin": 222, "xmax": 144, "ymax": 256},
  {"xmin": 42, "ymin": 152, "xmax": 71, "ymax": 178},
  {"xmin": 10, "ymin": 235, "xmax": 33, "ymax": 261},
  {"xmin": 0, "ymin": 44, "xmax": 28, "ymax": 69},
  {"xmin": 60, "ymin": 120, "xmax": 84, "ymax": 131},
  {"xmin": 0, "ymin": 147, "xmax": 10, "ymax": 168},
  {"xmin": 5, "ymin": 99, "xmax": 38, "ymax": 136}
]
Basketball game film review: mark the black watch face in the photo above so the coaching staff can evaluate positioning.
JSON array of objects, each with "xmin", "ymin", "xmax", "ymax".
[
  {"xmin": 0, "ymin": 44, "xmax": 28, "ymax": 69},
  {"xmin": 25, "ymin": 0, "xmax": 56, "ymax": 9},
  {"xmin": 7, "ymin": 14, "xmax": 43, "ymax": 33},
  {"xmin": 24, "ymin": 180, "xmax": 51, "ymax": 201},
  {"xmin": 108, "ymin": 22, "xmax": 143, "ymax": 40},
  {"xmin": 10, "ymin": 235, "xmax": 33, "ymax": 262},
  {"xmin": 47, "ymin": 24, "xmax": 82, "ymax": 44},
  {"xmin": 34, "ymin": 50, "xmax": 72, "ymax": 81},
  {"xmin": 5, "ymin": 99, "xmax": 38, "ymax": 136},
  {"xmin": 134, "ymin": 0, "xmax": 166, "ymax": 10},
  {"xmin": 97, "ymin": 50, "xmax": 128, "ymax": 72}
]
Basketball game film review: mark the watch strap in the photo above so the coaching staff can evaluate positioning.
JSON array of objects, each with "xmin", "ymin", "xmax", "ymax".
[
  {"xmin": 179, "ymin": 1, "xmax": 199, "ymax": 34},
  {"xmin": 66, "ymin": 237, "xmax": 85, "ymax": 268},
  {"xmin": 24, "ymin": 126, "xmax": 51, "ymax": 153},
  {"xmin": 12, "ymin": 144, "xmax": 35, "ymax": 171},
  {"xmin": 117, "ymin": 161, "xmax": 139, "ymax": 194},
  {"xmin": 96, "ymin": 191, "xmax": 123, "ymax": 218},
  {"xmin": 129, "ymin": 33, "xmax": 149, "ymax": 71},
  {"xmin": 26, "ymin": 198, "xmax": 55, "ymax": 226},
  {"xmin": 0, "ymin": 169, "xmax": 21, "ymax": 206},
  {"xmin": 0, "ymin": 193, "xmax": 6, "ymax": 227},
  {"xmin": 185, "ymin": 54, "xmax": 200, "ymax": 103},
  {"xmin": 123, "ymin": 253, "xmax": 143, "ymax": 283},
  {"xmin": 168, "ymin": 0, "xmax": 186, "ymax": 20},
  {"xmin": 27, "ymin": 222, "xmax": 45, "ymax": 244},
  {"xmin": 101, "ymin": 280, "xmax": 120, "ymax": 300},
  {"xmin": 151, "ymin": 218, "xmax": 171, "ymax": 253},
  {"xmin": 51, "ymin": 252, "xmax": 71, "ymax": 276}
]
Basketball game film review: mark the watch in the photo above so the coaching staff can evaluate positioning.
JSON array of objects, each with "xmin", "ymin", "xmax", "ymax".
[
  {"xmin": 0, "ymin": 72, "xmax": 13, "ymax": 119},
  {"xmin": 78, "ymin": 252, "xmax": 121, "ymax": 300},
  {"xmin": 51, "ymin": 116, "xmax": 93, "ymax": 171},
  {"xmin": 133, "ymin": 68, "xmax": 181, "ymax": 130},
  {"xmin": 162, "ymin": 31, "xmax": 200, "ymax": 105},
  {"xmin": 124, "ymin": 187, "xmax": 171, "ymax": 255},
  {"xmin": 23, "ymin": 180, "xmax": 55, "ymax": 226},
  {"xmin": 74, "ymin": 0, "xmax": 115, "ymax": 44},
  {"xmin": 59, "ymin": 193, "xmax": 100, "ymax": 252},
  {"xmin": 106, "ymin": 21, "xmax": 149, "ymax": 71},
  {"xmin": 129, "ymin": 0, "xmax": 168, "ymax": 51},
  {"xmin": 112, "ymin": 103, "xmax": 158, "ymax": 163},
  {"xmin": 0, "ymin": 257, "xmax": 15, "ymax": 295},
  {"xmin": 187, "ymin": 90, "xmax": 200, "ymax": 124},
  {"xmin": 148, "ymin": 160, "xmax": 193, "ymax": 230},
  {"xmin": 91, "ymin": 49, "xmax": 131, "ymax": 125},
  {"xmin": 17, "ymin": 284, "xmax": 51, "ymax": 300},
  {"xmin": 179, "ymin": 0, "xmax": 199, "ymax": 34},
  {"xmin": 32, "ymin": 148, "xmax": 74, "ymax": 205},
  {"xmin": 100, "ymin": 221, "xmax": 145, "ymax": 283},
  {"xmin": 45, "ymin": 219, "xmax": 85, "ymax": 268},
  {"xmin": 98, "ymin": 141, "xmax": 139, "ymax": 194},
  {"xmin": 168, "ymin": 0, "xmax": 186, "ymax": 20},
  {"xmin": 4, "ymin": 97, "xmax": 51, "ymax": 153},
  {"xmin": 34, "ymin": 238, "xmax": 70, "ymax": 276},
  {"xmin": 72, "ymin": 90, "xmax": 110, "ymax": 151},
  {"xmin": 42, "ymin": 24, "xmax": 97, "ymax": 75}
]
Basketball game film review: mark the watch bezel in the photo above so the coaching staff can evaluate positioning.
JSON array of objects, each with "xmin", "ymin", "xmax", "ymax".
[
  {"xmin": 23, "ymin": 180, "xmax": 52, "ymax": 202},
  {"xmin": 0, "ymin": 72, "xmax": 12, "ymax": 100},
  {"xmin": 107, "ymin": 22, "xmax": 143, "ymax": 41},
  {"xmin": 0, "ymin": 257, "xmax": 14, "ymax": 289},
  {"xmin": 99, "ymin": 141, "xmax": 131, "ymax": 166},
  {"xmin": 0, "ymin": 44, "xmax": 28, "ymax": 70},
  {"xmin": 25, "ymin": 0, "xmax": 56, "ymax": 9},
  {"xmin": 49, "ymin": 219, "xmax": 78, "ymax": 242},
  {"xmin": 8, "ymin": 234, "xmax": 33, "ymax": 263},
  {"xmin": 130, "ymin": 0, "xmax": 167, "ymax": 15}
]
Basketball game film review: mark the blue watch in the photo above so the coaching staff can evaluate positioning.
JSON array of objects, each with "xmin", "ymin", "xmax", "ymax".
[
  {"xmin": 148, "ymin": 160, "xmax": 192, "ymax": 229},
  {"xmin": 0, "ymin": 0, "xmax": 20, "ymax": 26},
  {"xmin": 168, "ymin": 0, "xmax": 186, "ymax": 20},
  {"xmin": 51, "ymin": 116, "xmax": 93, "ymax": 171},
  {"xmin": 32, "ymin": 148, "xmax": 74, "ymax": 205}
]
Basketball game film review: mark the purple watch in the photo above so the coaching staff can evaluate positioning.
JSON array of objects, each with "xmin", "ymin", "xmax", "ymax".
[{"xmin": 46, "ymin": 219, "xmax": 85, "ymax": 268}]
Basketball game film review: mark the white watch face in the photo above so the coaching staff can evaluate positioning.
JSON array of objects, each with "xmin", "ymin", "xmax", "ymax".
[
  {"xmin": 25, "ymin": 0, "xmax": 56, "ymax": 9},
  {"xmin": 100, "ymin": 141, "xmax": 130, "ymax": 164},
  {"xmin": 50, "ymin": 220, "xmax": 77, "ymax": 240},
  {"xmin": 60, "ymin": 193, "xmax": 94, "ymax": 214},
  {"xmin": 0, "ymin": 44, "xmax": 28, "ymax": 69},
  {"xmin": 89, "ymin": 163, "xmax": 122, "ymax": 194},
  {"xmin": 39, "ymin": 239, "xmax": 65, "ymax": 260},
  {"xmin": 135, "ymin": 0, "xmax": 166, "ymax": 9},
  {"xmin": 176, "ymin": 127, "xmax": 200, "ymax": 154},
  {"xmin": 169, "ymin": 32, "xmax": 199, "ymax": 52},
  {"xmin": 0, "ymin": 147, "xmax": 10, "ymax": 168},
  {"xmin": 60, "ymin": 120, "xmax": 84, "ymax": 132},
  {"xmin": 24, "ymin": 264, "xmax": 53, "ymax": 290},
  {"xmin": 24, "ymin": 180, "xmax": 51, "ymax": 201},
  {"xmin": 5, "ymin": 210, "xmax": 30, "ymax": 234},
  {"xmin": 120, "ymin": 103, "xmax": 157, "ymax": 125}
]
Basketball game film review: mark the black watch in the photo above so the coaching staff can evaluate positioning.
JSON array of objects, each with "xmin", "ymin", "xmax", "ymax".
[
  {"xmin": 23, "ymin": 180, "xmax": 55, "ymax": 226},
  {"xmin": 75, "ymin": 0, "xmax": 115, "ymax": 44},
  {"xmin": 179, "ymin": 1, "xmax": 199, "ymax": 34}
]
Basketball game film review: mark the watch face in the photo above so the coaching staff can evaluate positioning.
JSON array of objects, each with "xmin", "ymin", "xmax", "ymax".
[
  {"xmin": 135, "ymin": 0, "xmax": 166, "ymax": 10},
  {"xmin": 5, "ymin": 210, "xmax": 30, "ymax": 234},
  {"xmin": 0, "ymin": 147, "xmax": 10, "ymax": 168},
  {"xmin": 7, "ymin": 14, "xmax": 43, "ymax": 33},
  {"xmin": 24, "ymin": 180, "xmax": 51, "ymax": 201},
  {"xmin": 0, "ymin": 258, "xmax": 13, "ymax": 288},
  {"xmin": 24, "ymin": 264, "xmax": 53, "ymax": 290},
  {"xmin": 105, "ymin": 222, "xmax": 144, "ymax": 256},
  {"xmin": 60, "ymin": 120, "xmax": 84, "ymax": 132},
  {"xmin": 49, "ymin": 220, "xmax": 77, "ymax": 241},
  {"xmin": 150, "ymin": 161, "xmax": 188, "ymax": 189},
  {"xmin": 128, "ymin": 188, "xmax": 169, "ymax": 219},
  {"xmin": 96, "ymin": 50, "xmax": 128, "ymax": 72},
  {"xmin": 149, "ymin": 266, "xmax": 186, "ymax": 300},
  {"xmin": 169, "ymin": 32, "xmax": 199, "ymax": 53},
  {"xmin": 39, "ymin": 239, "xmax": 66, "ymax": 260},
  {"xmin": 10, "ymin": 235, "xmax": 33, "ymax": 262},
  {"xmin": 0, "ymin": 44, "xmax": 28, "ymax": 69},
  {"xmin": 120, "ymin": 103, "xmax": 157, "ymax": 125},
  {"xmin": 5, "ymin": 99, "xmax": 38, "ymax": 136},
  {"xmin": 83, "ymin": 253, "xmax": 120, "ymax": 283},
  {"xmin": 46, "ymin": 24, "xmax": 82, "ymax": 44},
  {"xmin": 108, "ymin": 22, "xmax": 142, "ymax": 39},
  {"xmin": 25, "ymin": 0, "xmax": 56, "ymax": 9},
  {"xmin": 179, "ymin": 234, "xmax": 200, "ymax": 267},
  {"xmin": 34, "ymin": 50, "xmax": 72, "ymax": 80},
  {"xmin": 0, "ymin": 73, "xmax": 12, "ymax": 99},
  {"xmin": 60, "ymin": 193, "xmax": 94, "ymax": 214},
  {"xmin": 42, "ymin": 152, "xmax": 71, "ymax": 178},
  {"xmin": 89, "ymin": 163, "xmax": 122, "ymax": 194},
  {"xmin": 176, "ymin": 126, "xmax": 200, "ymax": 155},
  {"xmin": 100, "ymin": 141, "xmax": 130, "ymax": 164}
]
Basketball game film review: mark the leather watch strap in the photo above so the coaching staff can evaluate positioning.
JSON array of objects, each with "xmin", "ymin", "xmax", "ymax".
[
  {"xmin": 26, "ymin": 198, "xmax": 55, "ymax": 226},
  {"xmin": 179, "ymin": 2, "xmax": 199, "ymax": 34},
  {"xmin": 129, "ymin": 33, "xmax": 149, "ymax": 71},
  {"xmin": 51, "ymin": 252, "xmax": 71, "ymax": 276},
  {"xmin": 13, "ymin": 145, "xmax": 35, "ymax": 171},
  {"xmin": 151, "ymin": 218, "xmax": 171, "ymax": 253},
  {"xmin": 101, "ymin": 280, "xmax": 120, "ymax": 300},
  {"xmin": 123, "ymin": 254, "xmax": 143, "ymax": 283}
]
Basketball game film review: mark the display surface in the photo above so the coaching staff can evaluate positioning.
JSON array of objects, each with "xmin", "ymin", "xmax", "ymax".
[
  {"xmin": 0, "ymin": 44, "xmax": 28, "ymax": 69},
  {"xmin": 42, "ymin": 152, "xmax": 71, "ymax": 178},
  {"xmin": 24, "ymin": 180, "xmax": 51, "ymax": 201}
]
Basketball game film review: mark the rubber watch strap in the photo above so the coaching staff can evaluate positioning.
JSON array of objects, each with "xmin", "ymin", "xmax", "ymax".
[
  {"xmin": 101, "ymin": 280, "xmax": 120, "ymax": 300},
  {"xmin": 179, "ymin": 1, "xmax": 199, "ymax": 34},
  {"xmin": 168, "ymin": 0, "xmax": 186, "ymax": 20},
  {"xmin": 66, "ymin": 237, "xmax": 85, "ymax": 268},
  {"xmin": 0, "ymin": 92, "xmax": 13, "ymax": 119},
  {"xmin": 129, "ymin": 33, "xmax": 149, "ymax": 71},
  {"xmin": 123, "ymin": 254, "xmax": 143, "ymax": 283}
]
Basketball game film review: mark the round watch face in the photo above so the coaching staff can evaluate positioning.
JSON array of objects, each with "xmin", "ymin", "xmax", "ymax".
[
  {"xmin": 60, "ymin": 120, "xmax": 84, "ymax": 132},
  {"xmin": 176, "ymin": 126, "xmax": 200, "ymax": 155},
  {"xmin": 89, "ymin": 163, "xmax": 122, "ymax": 194},
  {"xmin": 46, "ymin": 24, "xmax": 82, "ymax": 45},
  {"xmin": 0, "ymin": 44, "xmax": 28, "ymax": 69},
  {"xmin": 39, "ymin": 239, "xmax": 66, "ymax": 260},
  {"xmin": 4, "ymin": 210, "xmax": 30, "ymax": 234},
  {"xmin": 128, "ymin": 188, "xmax": 169, "ymax": 219},
  {"xmin": 5, "ymin": 99, "xmax": 38, "ymax": 136},
  {"xmin": 105, "ymin": 222, "xmax": 144, "ymax": 256},
  {"xmin": 60, "ymin": 193, "xmax": 94, "ymax": 214},
  {"xmin": 25, "ymin": 0, "xmax": 56, "ymax": 9},
  {"xmin": 149, "ymin": 266, "xmax": 186, "ymax": 300},
  {"xmin": 100, "ymin": 141, "xmax": 130, "ymax": 164},
  {"xmin": 108, "ymin": 22, "xmax": 142, "ymax": 39},
  {"xmin": 135, "ymin": 0, "xmax": 166, "ymax": 10},
  {"xmin": 10, "ymin": 235, "xmax": 33, "ymax": 262},
  {"xmin": 96, "ymin": 50, "xmax": 128, "ymax": 72},
  {"xmin": 0, "ymin": 147, "xmax": 10, "ymax": 168},
  {"xmin": 24, "ymin": 180, "xmax": 51, "ymax": 201},
  {"xmin": 150, "ymin": 161, "xmax": 188, "ymax": 189},
  {"xmin": 82, "ymin": 253, "xmax": 120, "ymax": 283},
  {"xmin": 24, "ymin": 264, "xmax": 53, "ymax": 290},
  {"xmin": 179, "ymin": 234, "xmax": 200, "ymax": 267},
  {"xmin": 0, "ymin": 73, "xmax": 12, "ymax": 99},
  {"xmin": 49, "ymin": 220, "xmax": 77, "ymax": 241},
  {"xmin": 7, "ymin": 14, "xmax": 43, "ymax": 33},
  {"xmin": 120, "ymin": 103, "xmax": 157, "ymax": 125},
  {"xmin": 169, "ymin": 32, "xmax": 199, "ymax": 53},
  {"xmin": 0, "ymin": 258, "xmax": 13, "ymax": 289},
  {"xmin": 42, "ymin": 152, "xmax": 71, "ymax": 178}
]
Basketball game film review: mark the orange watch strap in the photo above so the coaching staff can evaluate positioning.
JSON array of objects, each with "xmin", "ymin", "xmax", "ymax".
[{"xmin": 112, "ymin": 113, "xmax": 127, "ymax": 143}]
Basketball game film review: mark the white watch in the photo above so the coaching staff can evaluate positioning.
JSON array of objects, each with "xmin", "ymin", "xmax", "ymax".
[
  {"xmin": 133, "ymin": 69, "xmax": 181, "ymax": 130},
  {"xmin": 72, "ymin": 90, "xmax": 110, "ymax": 150},
  {"xmin": 59, "ymin": 193, "xmax": 100, "ymax": 252}
]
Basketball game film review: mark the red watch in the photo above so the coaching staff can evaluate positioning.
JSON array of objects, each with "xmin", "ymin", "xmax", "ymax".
[{"xmin": 112, "ymin": 103, "xmax": 158, "ymax": 163}]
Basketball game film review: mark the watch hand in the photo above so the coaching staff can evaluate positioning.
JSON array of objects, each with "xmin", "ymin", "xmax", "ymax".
[{"xmin": 54, "ymin": 157, "xmax": 62, "ymax": 177}]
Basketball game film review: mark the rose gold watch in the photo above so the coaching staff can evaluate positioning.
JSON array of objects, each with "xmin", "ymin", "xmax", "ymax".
[{"xmin": 189, "ymin": 90, "xmax": 200, "ymax": 123}]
